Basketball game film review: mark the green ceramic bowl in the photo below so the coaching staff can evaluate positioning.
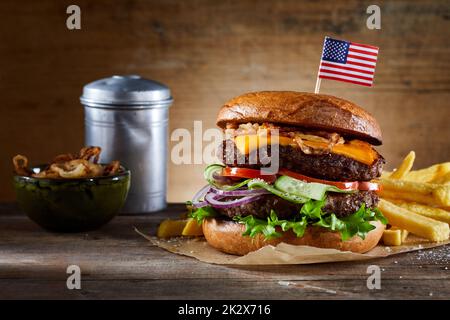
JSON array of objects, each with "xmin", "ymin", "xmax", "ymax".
[{"xmin": 13, "ymin": 165, "xmax": 130, "ymax": 232}]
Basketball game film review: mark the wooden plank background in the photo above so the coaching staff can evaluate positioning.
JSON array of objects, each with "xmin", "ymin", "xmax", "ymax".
[{"xmin": 0, "ymin": 0, "xmax": 449, "ymax": 203}]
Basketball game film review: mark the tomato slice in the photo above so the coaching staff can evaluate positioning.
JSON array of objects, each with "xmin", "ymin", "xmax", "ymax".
[
  {"xmin": 278, "ymin": 168, "xmax": 359, "ymax": 191},
  {"xmin": 222, "ymin": 167, "xmax": 277, "ymax": 183},
  {"xmin": 357, "ymin": 181, "xmax": 382, "ymax": 192},
  {"xmin": 221, "ymin": 167, "xmax": 382, "ymax": 191}
]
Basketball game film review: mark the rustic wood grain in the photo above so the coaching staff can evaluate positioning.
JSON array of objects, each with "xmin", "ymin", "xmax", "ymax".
[
  {"xmin": 0, "ymin": 0, "xmax": 449, "ymax": 203},
  {"xmin": 2, "ymin": 279, "xmax": 449, "ymax": 300},
  {"xmin": 0, "ymin": 203, "xmax": 448, "ymax": 299}
]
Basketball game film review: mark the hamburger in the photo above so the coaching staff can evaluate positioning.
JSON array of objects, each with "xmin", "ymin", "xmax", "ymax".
[{"xmin": 189, "ymin": 91, "xmax": 387, "ymax": 255}]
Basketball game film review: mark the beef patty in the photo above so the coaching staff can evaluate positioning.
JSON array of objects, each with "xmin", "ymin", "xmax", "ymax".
[
  {"xmin": 217, "ymin": 191, "xmax": 379, "ymax": 220},
  {"xmin": 219, "ymin": 140, "xmax": 384, "ymax": 182}
]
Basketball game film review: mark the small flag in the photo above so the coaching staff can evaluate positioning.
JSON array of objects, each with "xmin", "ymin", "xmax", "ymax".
[{"xmin": 318, "ymin": 37, "xmax": 379, "ymax": 87}]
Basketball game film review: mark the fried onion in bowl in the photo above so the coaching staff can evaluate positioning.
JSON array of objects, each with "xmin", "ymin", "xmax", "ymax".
[{"xmin": 13, "ymin": 146, "xmax": 122, "ymax": 179}]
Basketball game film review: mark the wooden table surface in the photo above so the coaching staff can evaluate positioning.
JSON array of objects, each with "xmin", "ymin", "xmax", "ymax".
[{"xmin": 0, "ymin": 203, "xmax": 448, "ymax": 300}]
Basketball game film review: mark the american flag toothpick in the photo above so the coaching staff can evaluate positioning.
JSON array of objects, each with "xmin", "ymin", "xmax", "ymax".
[{"xmin": 315, "ymin": 37, "xmax": 379, "ymax": 93}]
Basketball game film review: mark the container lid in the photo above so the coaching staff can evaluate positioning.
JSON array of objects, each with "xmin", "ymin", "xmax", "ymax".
[{"xmin": 80, "ymin": 75, "xmax": 173, "ymax": 108}]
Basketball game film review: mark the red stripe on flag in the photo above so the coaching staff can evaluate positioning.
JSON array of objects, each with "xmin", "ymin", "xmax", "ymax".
[
  {"xmin": 345, "ymin": 60, "xmax": 377, "ymax": 69},
  {"xmin": 318, "ymin": 75, "xmax": 372, "ymax": 87},
  {"xmin": 320, "ymin": 62, "xmax": 374, "ymax": 75},
  {"xmin": 319, "ymin": 69, "xmax": 373, "ymax": 81},
  {"xmin": 347, "ymin": 54, "xmax": 378, "ymax": 63},
  {"xmin": 350, "ymin": 42, "xmax": 379, "ymax": 50},
  {"xmin": 348, "ymin": 48, "xmax": 378, "ymax": 56}
]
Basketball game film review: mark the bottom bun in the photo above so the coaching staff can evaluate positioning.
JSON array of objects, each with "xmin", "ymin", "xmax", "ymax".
[{"xmin": 202, "ymin": 218, "xmax": 385, "ymax": 255}]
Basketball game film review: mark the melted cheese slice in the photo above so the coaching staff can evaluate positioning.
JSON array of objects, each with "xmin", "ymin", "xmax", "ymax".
[{"xmin": 234, "ymin": 135, "xmax": 377, "ymax": 165}]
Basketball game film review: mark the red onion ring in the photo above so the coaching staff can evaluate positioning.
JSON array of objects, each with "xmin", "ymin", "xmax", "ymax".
[
  {"xmin": 192, "ymin": 200, "xmax": 209, "ymax": 208},
  {"xmin": 205, "ymin": 192, "xmax": 263, "ymax": 209},
  {"xmin": 210, "ymin": 187, "xmax": 270, "ymax": 197},
  {"xmin": 191, "ymin": 185, "xmax": 210, "ymax": 207}
]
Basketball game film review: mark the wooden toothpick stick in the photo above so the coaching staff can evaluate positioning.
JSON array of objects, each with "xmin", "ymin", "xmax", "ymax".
[{"xmin": 314, "ymin": 77, "xmax": 321, "ymax": 94}]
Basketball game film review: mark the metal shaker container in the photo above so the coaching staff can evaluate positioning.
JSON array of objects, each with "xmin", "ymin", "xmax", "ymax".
[{"xmin": 80, "ymin": 75, "xmax": 173, "ymax": 213}]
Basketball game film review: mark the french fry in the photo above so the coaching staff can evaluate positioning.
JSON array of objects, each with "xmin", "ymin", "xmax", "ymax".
[
  {"xmin": 157, "ymin": 219, "xmax": 188, "ymax": 238},
  {"xmin": 391, "ymin": 226, "xmax": 409, "ymax": 242},
  {"xmin": 378, "ymin": 199, "xmax": 449, "ymax": 242},
  {"xmin": 182, "ymin": 218, "xmax": 204, "ymax": 236},
  {"xmin": 390, "ymin": 151, "xmax": 415, "ymax": 180},
  {"xmin": 403, "ymin": 162, "xmax": 450, "ymax": 183},
  {"xmin": 380, "ymin": 178, "xmax": 450, "ymax": 207},
  {"xmin": 401, "ymin": 229, "xmax": 409, "ymax": 241},
  {"xmin": 381, "ymin": 190, "xmax": 442, "ymax": 208},
  {"xmin": 432, "ymin": 172, "xmax": 450, "ymax": 185},
  {"xmin": 382, "ymin": 229, "xmax": 402, "ymax": 246},
  {"xmin": 381, "ymin": 171, "xmax": 392, "ymax": 179},
  {"xmin": 388, "ymin": 200, "xmax": 450, "ymax": 224}
]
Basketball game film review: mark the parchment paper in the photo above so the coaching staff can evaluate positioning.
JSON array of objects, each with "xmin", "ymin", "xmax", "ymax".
[{"xmin": 136, "ymin": 229, "xmax": 449, "ymax": 265}]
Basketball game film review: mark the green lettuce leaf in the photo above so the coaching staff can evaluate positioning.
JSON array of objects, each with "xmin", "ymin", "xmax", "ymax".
[
  {"xmin": 274, "ymin": 175, "xmax": 354, "ymax": 201},
  {"xmin": 189, "ymin": 206, "xmax": 217, "ymax": 224},
  {"xmin": 247, "ymin": 179, "xmax": 309, "ymax": 203},
  {"xmin": 233, "ymin": 210, "xmax": 308, "ymax": 239},
  {"xmin": 233, "ymin": 200, "xmax": 388, "ymax": 241}
]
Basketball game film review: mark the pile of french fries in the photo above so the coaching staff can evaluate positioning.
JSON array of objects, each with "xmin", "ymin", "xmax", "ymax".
[
  {"xmin": 379, "ymin": 151, "xmax": 450, "ymax": 245},
  {"xmin": 157, "ymin": 217, "xmax": 204, "ymax": 238}
]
